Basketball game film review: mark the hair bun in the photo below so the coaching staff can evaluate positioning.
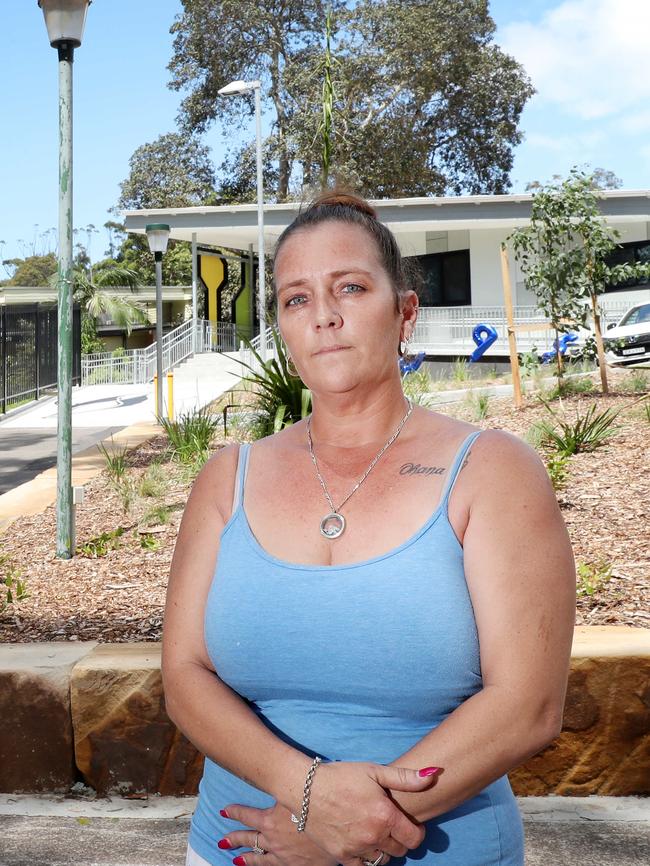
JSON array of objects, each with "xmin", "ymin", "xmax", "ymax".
[{"xmin": 309, "ymin": 187, "xmax": 378, "ymax": 220}]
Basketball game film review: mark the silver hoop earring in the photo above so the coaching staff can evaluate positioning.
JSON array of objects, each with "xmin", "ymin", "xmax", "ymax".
[
  {"xmin": 399, "ymin": 335, "xmax": 411, "ymax": 357},
  {"xmin": 286, "ymin": 354, "xmax": 300, "ymax": 377}
]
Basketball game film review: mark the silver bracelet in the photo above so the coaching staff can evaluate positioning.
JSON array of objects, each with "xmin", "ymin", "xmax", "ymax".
[{"xmin": 291, "ymin": 756, "xmax": 323, "ymax": 832}]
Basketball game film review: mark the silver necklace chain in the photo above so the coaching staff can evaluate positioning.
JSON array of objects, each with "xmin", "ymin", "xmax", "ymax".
[{"xmin": 307, "ymin": 399, "xmax": 413, "ymax": 538}]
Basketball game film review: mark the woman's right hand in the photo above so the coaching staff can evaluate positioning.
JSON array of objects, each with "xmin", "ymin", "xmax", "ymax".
[{"xmin": 302, "ymin": 761, "xmax": 440, "ymax": 866}]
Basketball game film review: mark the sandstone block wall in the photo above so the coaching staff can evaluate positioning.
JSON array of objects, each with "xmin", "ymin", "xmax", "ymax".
[
  {"xmin": 510, "ymin": 626, "xmax": 650, "ymax": 797},
  {"xmin": 0, "ymin": 627, "xmax": 648, "ymax": 797},
  {"xmin": 70, "ymin": 643, "xmax": 203, "ymax": 796},
  {"xmin": 0, "ymin": 642, "xmax": 97, "ymax": 792}
]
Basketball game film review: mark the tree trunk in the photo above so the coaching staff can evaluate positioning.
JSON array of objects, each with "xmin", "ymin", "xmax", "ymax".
[
  {"xmin": 270, "ymin": 46, "xmax": 290, "ymax": 202},
  {"xmin": 554, "ymin": 325, "xmax": 564, "ymax": 387},
  {"xmin": 590, "ymin": 291, "xmax": 609, "ymax": 394}
]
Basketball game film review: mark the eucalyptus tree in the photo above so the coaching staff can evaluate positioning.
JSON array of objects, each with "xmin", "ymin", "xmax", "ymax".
[{"xmin": 167, "ymin": 0, "xmax": 533, "ymax": 199}]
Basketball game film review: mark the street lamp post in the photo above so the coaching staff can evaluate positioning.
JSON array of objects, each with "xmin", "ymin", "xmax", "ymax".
[
  {"xmin": 38, "ymin": 0, "xmax": 91, "ymax": 559},
  {"xmin": 218, "ymin": 79, "xmax": 267, "ymax": 361},
  {"xmin": 145, "ymin": 224, "xmax": 170, "ymax": 420}
]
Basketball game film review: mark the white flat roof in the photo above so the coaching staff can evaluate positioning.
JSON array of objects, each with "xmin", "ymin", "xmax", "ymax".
[{"xmin": 123, "ymin": 190, "xmax": 650, "ymax": 254}]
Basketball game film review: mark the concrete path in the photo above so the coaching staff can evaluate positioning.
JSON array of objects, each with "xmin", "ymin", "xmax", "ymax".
[
  {"xmin": 0, "ymin": 353, "xmax": 245, "ymax": 501},
  {"xmin": 0, "ymin": 795, "xmax": 647, "ymax": 866}
]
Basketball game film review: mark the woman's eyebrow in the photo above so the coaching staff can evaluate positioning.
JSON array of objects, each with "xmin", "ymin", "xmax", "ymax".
[{"xmin": 277, "ymin": 269, "xmax": 374, "ymax": 294}]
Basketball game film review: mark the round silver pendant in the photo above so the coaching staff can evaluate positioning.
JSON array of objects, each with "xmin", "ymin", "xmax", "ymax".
[{"xmin": 320, "ymin": 512, "xmax": 346, "ymax": 539}]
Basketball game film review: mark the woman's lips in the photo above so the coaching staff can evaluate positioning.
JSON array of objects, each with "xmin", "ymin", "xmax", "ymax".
[{"xmin": 314, "ymin": 345, "xmax": 351, "ymax": 355}]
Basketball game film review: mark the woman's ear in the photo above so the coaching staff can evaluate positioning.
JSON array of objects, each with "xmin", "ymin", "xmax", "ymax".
[{"xmin": 401, "ymin": 289, "xmax": 419, "ymax": 338}]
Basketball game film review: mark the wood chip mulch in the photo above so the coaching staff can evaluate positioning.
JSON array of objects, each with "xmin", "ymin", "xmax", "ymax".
[{"xmin": 1, "ymin": 367, "xmax": 648, "ymax": 643}]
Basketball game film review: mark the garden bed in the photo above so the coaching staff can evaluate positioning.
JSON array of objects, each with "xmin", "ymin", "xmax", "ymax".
[{"xmin": 0, "ymin": 366, "xmax": 648, "ymax": 643}]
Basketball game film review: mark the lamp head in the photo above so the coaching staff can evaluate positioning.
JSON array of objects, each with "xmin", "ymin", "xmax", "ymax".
[
  {"xmin": 38, "ymin": 0, "xmax": 91, "ymax": 49},
  {"xmin": 145, "ymin": 224, "xmax": 171, "ymax": 256},
  {"xmin": 218, "ymin": 79, "xmax": 260, "ymax": 96}
]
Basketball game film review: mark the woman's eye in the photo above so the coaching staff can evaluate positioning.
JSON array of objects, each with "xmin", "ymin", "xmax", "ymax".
[
  {"xmin": 341, "ymin": 283, "xmax": 365, "ymax": 294},
  {"xmin": 285, "ymin": 295, "xmax": 307, "ymax": 307}
]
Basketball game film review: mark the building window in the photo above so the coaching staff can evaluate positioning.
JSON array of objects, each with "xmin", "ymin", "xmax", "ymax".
[
  {"xmin": 414, "ymin": 250, "xmax": 471, "ymax": 306},
  {"xmin": 605, "ymin": 240, "xmax": 650, "ymax": 292}
]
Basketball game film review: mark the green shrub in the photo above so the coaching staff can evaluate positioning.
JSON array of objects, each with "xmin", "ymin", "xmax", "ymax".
[
  {"xmin": 97, "ymin": 439, "xmax": 129, "ymax": 483},
  {"xmin": 537, "ymin": 400, "xmax": 622, "ymax": 455},
  {"xmin": 545, "ymin": 375, "xmax": 595, "ymax": 400},
  {"xmin": 140, "ymin": 533, "xmax": 162, "ymax": 552},
  {"xmin": 452, "ymin": 357, "xmax": 470, "ymax": 382},
  {"xmin": 76, "ymin": 527, "xmax": 125, "ymax": 558},
  {"xmin": 159, "ymin": 406, "xmax": 220, "ymax": 463},
  {"xmin": 402, "ymin": 368, "xmax": 434, "ymax": 406},
  {"xmin": 0, "ymin": 545, "xmax": 28, "ymax": 614},
  {"xmin": 238, "ymin": 330, "xmax": 312, "ymax": 438},
  {"xmin": 626, "ymin": 369, "xmax": 649, "ymax": 393},
  {"xmin": 465, "ymin": 390, "xmax": 490, "ymax": 420},
  {"xmin": 142, "ymin": 504, "xmax": 171, "ymax": 527},
  {"xmin": 576, "ymin": 558, "xmax": 613, "ymax": 597},
  {"xmin": 523, "ymin": 422, "xmax": 547, "ymax": 449},
  {"xmin": 519, "ymin": 348, "xmax": 541, "ymax": 378},
  {"xmin": 545, "ymin": 452, "xmax": 570, "ymax": 490},
  {"xmin": 138, "ymin": 463, "xmax": 169, "ymax": 498}
]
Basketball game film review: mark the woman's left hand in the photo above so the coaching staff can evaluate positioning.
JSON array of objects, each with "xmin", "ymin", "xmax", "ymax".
[{"xmin": 219, "ymin": 802, "xmax": 339, "ymax": 866}]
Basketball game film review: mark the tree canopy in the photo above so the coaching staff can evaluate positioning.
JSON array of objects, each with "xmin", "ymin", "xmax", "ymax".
[
  {"xmin": 1, "ymin": 253, "xmax": 58, "ymax": 287},
  {"xmin": 118, "ymin": 132, "xmax": 216, "ymax": 210},
  {"xmin": 167, "ymin": 0, "xmax": 534, "ymax": 200}
]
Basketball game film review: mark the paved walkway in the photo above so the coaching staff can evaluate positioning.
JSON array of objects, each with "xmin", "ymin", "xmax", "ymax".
[
  {"xmin": 0, "ymin": 795, "xmax": 647, "ymax": 865},
  {"xmin": 0, "ymin": 353, "xmax": 245, "ymax": 499}
]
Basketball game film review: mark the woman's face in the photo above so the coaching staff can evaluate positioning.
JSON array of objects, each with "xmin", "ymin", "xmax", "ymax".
[{"xmin": 275, "ymin": 220, "xmax": 415, "ymax": 396}]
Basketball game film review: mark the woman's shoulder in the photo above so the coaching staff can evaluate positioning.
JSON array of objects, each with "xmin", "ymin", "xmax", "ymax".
[
  {"xmin": 417, "ymin": 408, "xmax": 548, "ymax": 494},
  {"xmin": 189, "ymin": 442, "xmax": 243, "ymax": 525}
]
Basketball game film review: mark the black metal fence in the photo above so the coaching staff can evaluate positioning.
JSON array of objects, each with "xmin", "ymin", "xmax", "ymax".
[{"xmin": 0, "ymin": 303, "xmax": 81, "ymax": 415}]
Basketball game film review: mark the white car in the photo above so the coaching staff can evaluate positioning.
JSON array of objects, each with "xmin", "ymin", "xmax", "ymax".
[{"xmin": 602, "ymin": 302, "xmax": 650, "ymax": 366}]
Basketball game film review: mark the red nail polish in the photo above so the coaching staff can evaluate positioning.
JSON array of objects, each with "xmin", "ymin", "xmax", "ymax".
[
  {"xmin": 418, "ymin": 766, "xmax": 441, "ymax": 777},
  {"xmin": 233, "ymin": 857, "xmax": 247, "ymax": 866},
  {"xmin": 220, "ymin": 809, "xmax": 230, "ymax": 818},
  {"xmin": 218, "ymin": 839, "xmax": 233, "ymax": 850}
]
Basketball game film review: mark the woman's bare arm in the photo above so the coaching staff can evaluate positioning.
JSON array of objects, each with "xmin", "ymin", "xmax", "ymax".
[
  {"xmin": 383, "ymin": 429, "xmax": 576, "ymax": 822},
  {"xmin": 162, "ymin": 444, "xmax": 313, "ymax": 810}
]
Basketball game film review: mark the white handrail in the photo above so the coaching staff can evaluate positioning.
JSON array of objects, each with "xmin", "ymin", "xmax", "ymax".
[{"xmin": 81, "ymin": 319, "xmax": 239, "ymax": 386}]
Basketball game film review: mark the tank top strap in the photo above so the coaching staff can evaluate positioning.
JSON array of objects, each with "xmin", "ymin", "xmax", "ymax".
[
  {"xmin": 231, "ymin": 442, "xmax": 252, "ymax": 514},
  {"xmin": 438, "ymin": 429, "xmax": 483, "ymax": 509}
]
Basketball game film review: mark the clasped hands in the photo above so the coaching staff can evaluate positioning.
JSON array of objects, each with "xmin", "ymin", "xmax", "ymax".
[{"xmin": 217, "ymin": 761, "xmax": 441, "ymax": 866}]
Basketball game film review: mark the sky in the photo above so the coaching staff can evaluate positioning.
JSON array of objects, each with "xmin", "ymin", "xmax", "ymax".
[{"xmin": 1, "ymin": 0, "xmax": 649, "ymax": 268}]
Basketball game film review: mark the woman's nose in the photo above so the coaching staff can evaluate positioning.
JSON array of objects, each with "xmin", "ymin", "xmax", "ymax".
[{"xmin": 313, "ymin": 301, "xmax": 342, "ymax": 329}]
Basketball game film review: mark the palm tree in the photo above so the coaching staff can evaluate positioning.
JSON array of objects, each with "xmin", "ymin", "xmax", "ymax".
[{"xmin": 72, "ymin": 264, "xmax": 149, "ymax": 336}]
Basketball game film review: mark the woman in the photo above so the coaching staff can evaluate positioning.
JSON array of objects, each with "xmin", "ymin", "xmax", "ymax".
[{"xmin": 162, "ymin": 191, "xmax": 576, "ymax": 866}]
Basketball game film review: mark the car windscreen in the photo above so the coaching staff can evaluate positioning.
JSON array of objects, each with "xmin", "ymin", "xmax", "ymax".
[{"xmin": 619, "ymin": 304, "xmax": 650, "ymax": 326}]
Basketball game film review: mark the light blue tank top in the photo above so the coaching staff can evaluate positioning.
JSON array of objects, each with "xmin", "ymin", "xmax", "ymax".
[{"xmin": 189, "ymin": 429, "xmax": 524, "ymax": 865}]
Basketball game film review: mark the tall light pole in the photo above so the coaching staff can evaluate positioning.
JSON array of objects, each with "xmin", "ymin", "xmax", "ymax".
[
  {"xmin": 217, "ymin": 79, "xmax": 267, "ymax": 360},
  {"xmin": 39, "ymin": 0, "xmax": 91, "ymax": 559},
  {"xmin": 145, "ymin": 224, "xmax": 170, "ymax": 420}
]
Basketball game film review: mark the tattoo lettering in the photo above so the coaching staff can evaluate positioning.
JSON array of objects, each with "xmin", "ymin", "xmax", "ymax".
[{"xmin": 399, "ymin": 462, "xmax": 446, "ymax": 477}]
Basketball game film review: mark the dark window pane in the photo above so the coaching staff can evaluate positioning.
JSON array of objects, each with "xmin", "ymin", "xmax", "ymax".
[
  {"xmin": 442, "ymin": 252, "xmax": 471, "ymax": 304},
  {"xmin": 413, "ymin": 250, "xmax": 471, "ymax": 306},
  {"xmin": 417, "ymin": 254, "xmax": 443, "ymax": 306}
]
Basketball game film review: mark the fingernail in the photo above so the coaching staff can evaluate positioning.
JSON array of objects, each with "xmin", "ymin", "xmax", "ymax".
[
  {"xmin": 220, "ymin": 809, "xmax": 230, "ymax": 818},
  {"xmin": 233, "ymin": 857, "xmax": 247, "ymax": 866},
  {"xmin": 418, "ymin": 766, "xmax": 441, "ymax": 777},
  {"xmin": 218, "ymin": 839, "xmax": 233, "ymax": 850}
]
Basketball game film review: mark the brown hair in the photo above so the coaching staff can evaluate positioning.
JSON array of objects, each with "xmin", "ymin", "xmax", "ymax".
[{"xmin": 273, "ymin": 188, "xmax": 421, "ymax": 310}]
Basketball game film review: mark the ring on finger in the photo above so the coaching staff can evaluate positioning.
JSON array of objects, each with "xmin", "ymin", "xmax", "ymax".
[
  {"xmin": 252, "ymin": 832, "xmax": 267, "ymax": 855},
  {"xmin": 362, "ymin": 852, "xmax": 388, "ymax": 866}
]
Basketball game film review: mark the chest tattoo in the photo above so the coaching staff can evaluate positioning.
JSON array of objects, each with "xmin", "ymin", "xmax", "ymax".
[{"xmin": 399, "ymin": 462, "xmax": 446, "ymax": 477}]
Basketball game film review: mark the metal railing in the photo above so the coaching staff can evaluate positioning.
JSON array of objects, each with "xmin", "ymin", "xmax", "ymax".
[
  {"xmin": 81, "ymin": 319, "xmax": 239, "ymax": 386},
  {"xmin": 82, "ymin": 300, "xmax": 641, "ymax": 387},
  {"xmin": 412, "ymin": 303, "xmax": 630, "ymax": 356}
]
